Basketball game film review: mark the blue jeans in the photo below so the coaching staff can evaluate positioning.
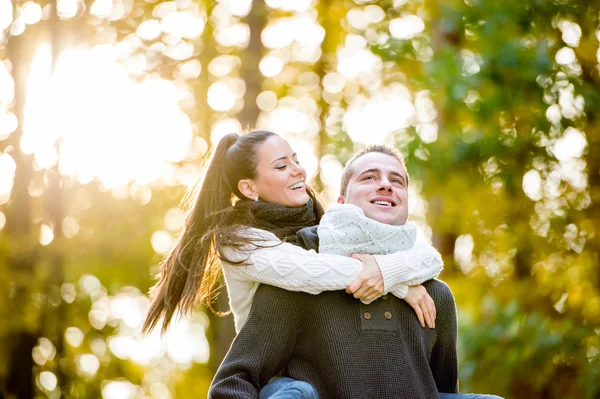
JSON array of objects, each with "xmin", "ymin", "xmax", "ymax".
[
  {"xmin": 259, "ymin": 377, "xmax": 318, "ymax": 399},
  {"xmin": 440, "ymin": 394, "xmax": 503, "ymax": 399}
]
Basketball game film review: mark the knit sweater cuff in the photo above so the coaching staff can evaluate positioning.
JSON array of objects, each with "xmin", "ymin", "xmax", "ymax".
[
  {"xmin": 375, "ymin": 253, "xmax": 410, "ymax": 292},
  {"xmin": 389, "ymin": 284, "xmax": 409, "ymax": 299}
]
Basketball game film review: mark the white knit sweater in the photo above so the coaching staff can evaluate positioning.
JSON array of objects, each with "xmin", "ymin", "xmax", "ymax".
[{"xmin": 222, "ymin": 206, "xmax": 443, "ymax": 332}]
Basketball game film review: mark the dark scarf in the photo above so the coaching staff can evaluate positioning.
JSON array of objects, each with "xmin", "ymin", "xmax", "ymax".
[{"xmin": 233, "ymin": 198, "xmax": 318, "ymax": 246}]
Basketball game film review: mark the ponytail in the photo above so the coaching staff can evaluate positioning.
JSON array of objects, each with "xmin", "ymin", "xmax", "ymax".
[{"xmin": 142, "ymin": 133, "xmax": 238, "ymax": 334}]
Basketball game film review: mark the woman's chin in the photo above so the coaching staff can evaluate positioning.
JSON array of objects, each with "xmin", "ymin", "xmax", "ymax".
[{"xmin": 288, "ymin": 192, "xmax": 310, "ymax": 207}]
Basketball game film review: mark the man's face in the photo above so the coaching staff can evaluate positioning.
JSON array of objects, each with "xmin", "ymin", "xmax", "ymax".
[{"xmin": 338, "ymin": 152, "xmax": 409, "ymax": 226}]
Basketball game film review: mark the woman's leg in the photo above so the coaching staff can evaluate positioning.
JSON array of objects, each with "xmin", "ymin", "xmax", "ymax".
[
  {"xmin": 440, "ymin": 394, "xmax": 503, "ymax": 399},
  {"xmin": 259, "ymin": 377, "xmax": 318, "ymax": 399}
]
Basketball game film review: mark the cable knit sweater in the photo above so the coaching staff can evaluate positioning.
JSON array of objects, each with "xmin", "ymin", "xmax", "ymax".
[{"xmin": 221, "ymin": 205, "xmax": 443, "ymax": 332}]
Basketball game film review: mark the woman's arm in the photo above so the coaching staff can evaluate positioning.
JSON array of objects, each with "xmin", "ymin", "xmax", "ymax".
[
  {"xmin": 371, "ymin": 240, "xmax": 444, "ymax": 291},
  {"xmin": 222, "ymin": 228, "xmax": 373, "ymax": 294}
]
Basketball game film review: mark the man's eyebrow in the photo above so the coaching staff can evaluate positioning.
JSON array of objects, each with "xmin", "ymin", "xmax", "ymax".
[
  {"xmin": 270, "ymin": 153, "xmax": 297, "ymax": 165},
  {"xmin": 356, "ymin": 168, "xmax": 381, "ymax": 177},
  {"xmin": 389, "ymin": 171, "xmax": 407, "ymax": 183},
  {"xmin": 356, "ymin": 168, "xmax": 407, "ymax": 182}
]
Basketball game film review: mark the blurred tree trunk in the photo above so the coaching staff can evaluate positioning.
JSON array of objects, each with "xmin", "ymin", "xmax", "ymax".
[
  {"xmin": 238, "ymin": 0, "xmax": 265, "ymax": 129},
  {"xmin": 4, "ymin": 19, "xmax": 39, "ymax": 399},
  {"xmin": 41, "ymin": 1, "xmax": 67, "ymax": 393},
  {"xmin": 314, "ymin": 0, "xmax": 334, "ymax": 193}
]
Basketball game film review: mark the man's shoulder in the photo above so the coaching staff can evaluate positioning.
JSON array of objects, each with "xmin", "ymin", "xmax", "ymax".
[
  {"xmin": 253, "ymin": 283, "xmax": 313, "ymax": 304},
  {"xmin": 422, "ymin": 279, "xmax": 455, "ymax": 303}
]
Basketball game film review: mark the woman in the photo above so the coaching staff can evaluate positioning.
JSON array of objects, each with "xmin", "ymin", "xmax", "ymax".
[{"xmin": 142, "ymin": 130, "xmax": 442, "ymax": 396}]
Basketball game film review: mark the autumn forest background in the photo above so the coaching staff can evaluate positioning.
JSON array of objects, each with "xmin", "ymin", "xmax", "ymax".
[{"xmin": 1, "ymin": 0, "xmax": 599, "ymax": 398}]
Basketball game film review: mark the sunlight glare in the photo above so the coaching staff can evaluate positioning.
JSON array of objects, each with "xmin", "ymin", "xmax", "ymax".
[
  {"xmin": 57, "ymin": 0, "xmax": 79, "ymax": 19},
  {"xmin": 0, "ymin": 153, "xmax": 16, "ymax": 204},
  {"xmin": 208, "ymin": 81, "xmax": 238, "ymax": 111},
  {"xmin": 24, "ymin": 44, "xmax": 194, "ymax": 188},
  {"xmin": 265, "ymin": 0, "xmax": 311, "ymax": 12},
  {"xmin": 0, "ymin": 112, "xmax": 18, "ymax": 139},
  {"xmin": 259, "ymin": 54, "xmax": 284, "ymax": 78},
  {"xmin": 65, "ymin": 327, "xmax": 84, "ymax": 347},
  {"xmin": 553, "ymin": 127, "xmax": 587, "ymax": 161},
  {"xmin": 556, "ymin": 47, "xmax": 576, "ymax": 65},
  {"xmin": 523, "ymin": 170, "xmax": 542, "ymax": 201},
  {"xmin": 262, "ymin": 19, "xmax": 294, "ymax": 49},
  {"xmin": 337, "ymin": 35, "xmax": 381, "ymax": 78},
  {"xmin": 0, "ymin": 60, "xmax": 15, "ymax": 104},
  {"xmin": 38, "ymin": 371, "xmax": 58, "ymax": 392},
  {"xmin": 102, "ymin": 380, "xmax": 139, "ymax": 399},
  {"xmin": 165, "ymin": 318, "xmax": 210, "ymax": 365},
  {"xmin": 137, "ymin": 19, "xmax": 162, "ymax": 41},
  {"xmin": 319, "ymin": 154, "xmax": 343, "ymax": 203},
  {"xmin": 77, "ymin": 354, "xmax": 100, "ymax": 377},
  {"xmin": 90, "ymin": 0, "xmax": 113, "ymax": 18},
  {"xmin": 322, "ymin": 73, "xmax": 346, "ymax": 94},
  {"xmin": 454, "ymin": 234, "xmax": 475, "ymax": 274},
  {"xmin": 22, "ymin": 1, "xmax": 43, "ymax": 25},
  {"xmin": 343, "ymin": 89, "xmax": 415, "ymax": 144},
  {"xmin": 210, "ymin": 118, "xmax": 242, "ymax": 145},
  {"xmin": 215, "ymin": 23, "xmax": 250, "ymax": 48},
  {"xmin": 222, "ymin": 0, "xmax": 252, "ymax": 17},
  {"xmin": 164, "ymin": 208, "xmax": 185, "ymax": 231},
  {"xmin": 209, "ymin": 55, "xmax": 238, "ymax": 77},
  {"xmin": 0, "ymin": 0, "xmax": 13, "ymax": 30},
  {"xmin": 558, "ymin": 20, "xmax": 582, "ymax": 47},
  {"xmin": 161, "ymin": 11, "xmax": 205, "ymax": 39},
  {"xmin": 151, "ymin": 231, "xmax": 174, "ymax": 255},
  {"xmin": 389, "ymin": 15, "xmax": 425, "ymax": 40},
  {"xmin": 256, "ymin": 91, "xmax": 278, "ymax": 111},
  {"xmin": 39, "ymin": 224, "xmax": 54, "ymax": 246}
]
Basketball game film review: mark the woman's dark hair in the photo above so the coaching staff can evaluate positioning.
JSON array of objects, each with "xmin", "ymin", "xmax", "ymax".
[{"xmin": 142, "ymin": 130, "xmax": 324, "ymax": 334}]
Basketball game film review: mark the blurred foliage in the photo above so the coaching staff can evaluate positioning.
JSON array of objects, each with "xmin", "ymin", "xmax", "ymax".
[{"xmin": 1, "ymin": 0, "xmax": 599, "ymax": 398}]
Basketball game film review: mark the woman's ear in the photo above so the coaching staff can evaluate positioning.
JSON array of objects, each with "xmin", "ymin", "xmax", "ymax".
[{"xmin": 238, "ymin": 179, "xmax": 257, "ymax": 200}]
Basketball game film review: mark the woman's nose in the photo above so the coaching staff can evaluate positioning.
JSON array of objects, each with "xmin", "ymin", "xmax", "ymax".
[{"xmin": 291, "ymin": 163, "xmax": 304, "ymax": 176}]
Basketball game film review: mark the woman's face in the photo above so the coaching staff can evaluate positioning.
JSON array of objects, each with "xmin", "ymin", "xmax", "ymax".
[{"xmin": 243, "ymin": 135, "xmax": 309, "ymax": 208}]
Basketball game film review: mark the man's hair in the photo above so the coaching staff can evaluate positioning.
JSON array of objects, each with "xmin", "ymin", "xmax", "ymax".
[{"xmin": 339, "ymin": 145, "xmax": 409, "ymax": 197}]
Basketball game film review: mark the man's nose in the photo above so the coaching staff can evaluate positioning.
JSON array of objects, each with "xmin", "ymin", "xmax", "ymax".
[{"xmin": 377, "ymin": 180, "xmax": 392, "ymax": 191}]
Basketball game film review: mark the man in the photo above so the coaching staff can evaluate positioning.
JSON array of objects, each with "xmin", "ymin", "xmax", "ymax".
[{"xmin": 209, "ymin": 146, "xmax": 501, "ymax": 399}]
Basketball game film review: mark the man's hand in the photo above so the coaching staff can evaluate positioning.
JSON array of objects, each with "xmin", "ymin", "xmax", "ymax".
[
  {"xmin": 346, "ymin": 254, "xmax": 384, "ymax": 302},
  {"xmin": 403, "ymin": 285, "xmax": 436, "ymax": 328}
]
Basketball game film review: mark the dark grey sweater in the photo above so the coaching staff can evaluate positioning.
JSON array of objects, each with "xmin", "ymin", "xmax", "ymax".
[{"xmin": 209, "ymin": 277, "xmax": 458, "ymax": 399}]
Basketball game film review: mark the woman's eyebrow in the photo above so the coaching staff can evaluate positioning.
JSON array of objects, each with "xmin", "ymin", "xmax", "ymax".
[{"xmin": 270, "ymin": 153, "xmax": 297, "ymax": 165}]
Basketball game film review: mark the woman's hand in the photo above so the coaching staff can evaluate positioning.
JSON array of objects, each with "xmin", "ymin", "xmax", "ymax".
[
  {"xmin": 346, "ymin": 254, "xmax": 384, "ymax": 302},
  {"xmin": 403, "ymin": 285, "xmax": 436, "ymax": 328}
]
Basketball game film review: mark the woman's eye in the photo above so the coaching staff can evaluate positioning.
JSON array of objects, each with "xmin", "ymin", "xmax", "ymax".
[
  {"xmin": 294, "ymin": 160, "xmax": 300, "ymax": 165},
  {"xmin": 275, "ymin": 165, "xmax": 287, "ymax": 170},
  {"xmin": 364, "ymin": 176, "xmax": 375, "ymax": 180}
]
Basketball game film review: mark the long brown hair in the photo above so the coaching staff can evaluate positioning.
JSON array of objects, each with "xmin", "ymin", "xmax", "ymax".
[{"xmin": 142, "ymin": 130, "xmax": 324, "ymax": 334}]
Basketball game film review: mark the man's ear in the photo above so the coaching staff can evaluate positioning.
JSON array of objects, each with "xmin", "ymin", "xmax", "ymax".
[
  {"xmin": 238, "ymin": 179, "xmax": 257, "ymax": 200},
  {"xmin": 337, "ymin": 195, "xmax": 346, "ymax": 204}
]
